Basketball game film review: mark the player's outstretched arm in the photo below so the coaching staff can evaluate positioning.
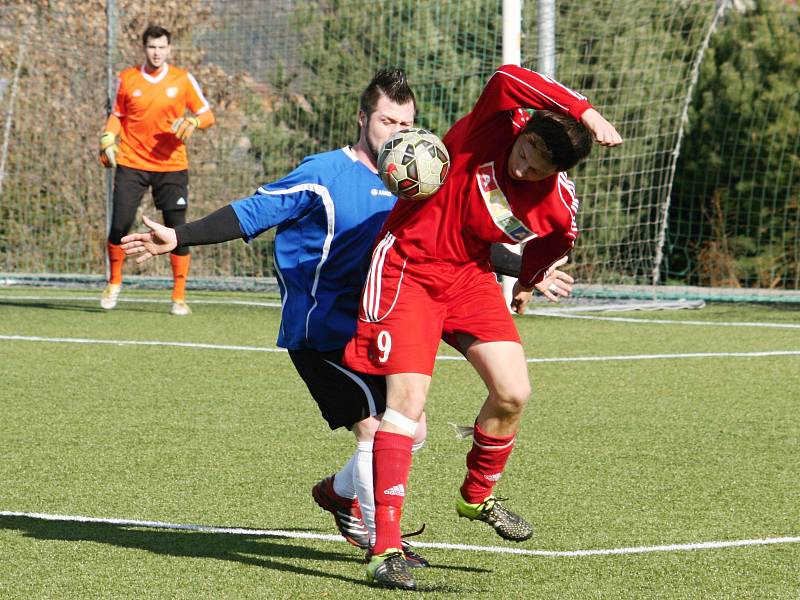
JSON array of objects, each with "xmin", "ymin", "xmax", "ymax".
[
  {"xmin": 580, "ymin": 108, "xmax": 623, "ymax": 147},
  {"xmin": 121, "ymin": 215, "xmax": 178, "ymax": 263}
]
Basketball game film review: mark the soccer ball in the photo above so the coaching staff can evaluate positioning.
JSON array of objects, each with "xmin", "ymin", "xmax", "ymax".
[{"xmin": 378, "ymin": 128, "xmax": 450, "ymax": 201}]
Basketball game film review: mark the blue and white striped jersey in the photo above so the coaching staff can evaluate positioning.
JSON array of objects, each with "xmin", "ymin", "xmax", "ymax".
[{"xmin": 231, "ymin": 147, "xmax": 397, "ymax": 351}]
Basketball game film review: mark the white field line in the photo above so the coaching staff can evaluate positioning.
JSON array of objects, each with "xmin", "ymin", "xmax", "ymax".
[
  {"xmin": 2, "ymin": 294, "xmax": 799, "ymax": 330},
  {"xmin": 1, "ymin": 510, "xmax": 798, "ymax": 558},
  {"xmin": 0, "ymin": 334, "xmax": 287, "ymax": 353},
  {"xmin": 0, "ymin": 294, "xmax": 281, "ymax": 308},
  {"xmin": 2, "ymin": 334, "xmax": 799, "ymax": 363},
  {"xmin": 528, "ymin": 310, "xmax": 800, "ymax": 330}
]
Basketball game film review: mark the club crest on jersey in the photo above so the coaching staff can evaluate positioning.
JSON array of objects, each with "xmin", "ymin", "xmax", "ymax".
[
  {"xmin": 132, "ymin": 89, "xmax": 142, "ymax": 97},
  {"xmin": 166, "ymin": 86, "xmax": 178, "ymax": 98},
  {"xmin": 476, "ymin": 162, "xmax": 537, "ymax": 243}
]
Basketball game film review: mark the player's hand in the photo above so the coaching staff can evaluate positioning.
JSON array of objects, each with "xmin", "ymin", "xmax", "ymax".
[
  {"xmin": 171, "ymin": 115, "xmax": 200, "ymax": 141},
  {"xmin": 533, "ymin": 256, "xmax": 574, "ymax": 304},
  {"xmin": 510, "ymin": 281, "xmax": 534, "ymax": 315},
  {"xmin": 120, "ymin": 215, "xmax": 178, "ymax": 263},
  {"xmin": 580, "ymin": 108, "xmax": 623, "ymax": 147},
  {"xmin": 99, "ymin": 132, "xmax": 118, "ymax": 168}
]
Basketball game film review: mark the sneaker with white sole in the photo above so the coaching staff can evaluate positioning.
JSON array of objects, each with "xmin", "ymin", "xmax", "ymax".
[
  {"xmin": 100, "ymin": 283, "xmax": 122, "ymax": 310},
  {"xmin": 311, "ymin": 475, "xmax": 370, "ymax": 549},
  {"xmin": 171, "ymin": 300, "xmax": 191, "ymax": 316}
]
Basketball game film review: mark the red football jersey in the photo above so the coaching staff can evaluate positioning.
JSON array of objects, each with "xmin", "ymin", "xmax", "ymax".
[{"xmin": 379, "ymin": 65, "xmax": 593, "ymax": 286}]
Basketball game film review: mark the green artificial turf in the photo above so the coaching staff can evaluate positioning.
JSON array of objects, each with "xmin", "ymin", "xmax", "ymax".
[{"xmin": 1, "ymin": 287, "xmax": 798, "ymax": 598}]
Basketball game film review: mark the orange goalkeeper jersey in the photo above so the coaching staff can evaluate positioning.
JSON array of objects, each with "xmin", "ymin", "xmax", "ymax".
[{"xmin": 111, "ymin": 63, "xmax": 213, "ymax": 172}]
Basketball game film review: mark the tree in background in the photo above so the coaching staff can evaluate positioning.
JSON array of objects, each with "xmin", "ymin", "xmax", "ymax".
[{"xmin": 668, "ymin": 0, "xmax": 800, "ymax": 288}]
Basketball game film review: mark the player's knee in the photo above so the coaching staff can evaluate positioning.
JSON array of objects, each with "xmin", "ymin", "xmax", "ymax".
[
  {"xmin": 494, "ymin": 382, "xmax": 531, "ymax": 415},
  {"xmin": 352, "ymin": 415, "xmax": 381, "ymax": 441}
]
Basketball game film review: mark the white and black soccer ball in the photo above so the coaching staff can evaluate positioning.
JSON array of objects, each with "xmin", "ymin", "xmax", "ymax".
[{"xmin": 378, "ymin": 128, "xmax": 450, "ymax": 201}]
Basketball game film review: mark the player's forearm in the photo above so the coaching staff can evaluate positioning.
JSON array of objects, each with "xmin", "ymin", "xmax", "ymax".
[
  {"xmin": 103, "ymin": 114, "xmax": 122, "ymax": 136},
  {"xmin": 195, "ymin": 109, "xmax": 215, "ymax": 129},
  {"xmin": 174, "ymin": 205, "xmax": 245, "ymax": 246}
]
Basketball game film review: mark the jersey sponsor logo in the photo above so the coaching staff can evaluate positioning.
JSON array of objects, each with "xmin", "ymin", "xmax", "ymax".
[
  {"xmin": 476, "ymin": 162, "xmax": 538, "ymax": 243},
  {"xmin": 383, "ymin": 484, "xmax": 405, "ymax": 497},
  {"xmin": 166, "ymin": 86, "xmax": 178, "ymax": 98},
  {"xmin": 175, "ymin": 197, "xmax": 187, "ymax": 206},
  {"xmin": 132, "ymin": 89, "xmax": 142, "ymax": 97},
  {"xmin": 370, "ymin": 188, "xmax": 394, "ymax": 197}
]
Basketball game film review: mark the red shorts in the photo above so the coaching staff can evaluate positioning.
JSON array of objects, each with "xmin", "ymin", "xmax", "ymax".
[{"xmin": 343, "ymin": 235, "xmax": 521, "ymax": 376}]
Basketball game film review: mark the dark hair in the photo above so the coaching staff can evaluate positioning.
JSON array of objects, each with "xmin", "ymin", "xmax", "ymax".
[
  {"xmin": 142, "ymin": 25, "xmax": 171, "ymax": 45},
  {"xmin": 523, "ymin": 110, "xmax": 593, "ymax": 171},
  {"xmin": 359, "ymin": 68, "xmax": 417, "ymax": 117}
]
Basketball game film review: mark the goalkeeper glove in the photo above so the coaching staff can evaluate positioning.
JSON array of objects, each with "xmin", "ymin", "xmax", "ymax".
[
  {"xmin": 171, "ymin": 115, "xmax": 200, "ymax": 141},
  {"xmin": 99, "ymin": 132, "xmax": 118, "ymax": 168}
]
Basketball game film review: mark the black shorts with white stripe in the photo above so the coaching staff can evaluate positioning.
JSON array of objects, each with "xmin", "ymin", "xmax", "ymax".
[{"xmin": 289, "ymin": 348, "xmax": 387, "ymax": 430}]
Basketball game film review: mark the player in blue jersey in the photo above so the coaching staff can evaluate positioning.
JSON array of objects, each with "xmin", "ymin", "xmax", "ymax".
[{"xmin": 121, "ymin": 68, "xmax": 432, "ymax": 564}]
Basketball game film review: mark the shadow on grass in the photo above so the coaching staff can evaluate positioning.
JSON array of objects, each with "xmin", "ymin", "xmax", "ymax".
[
  {"xmin": 0, "ymin": 298, "xmax": 180, "ymax": 315},
  {"xmin": 0, "ymin": 515, "xmax": 488, "ymax": 591},
  {"xmin": 0, "ymin": 299, "xmax": 106, "ymax": 313}
]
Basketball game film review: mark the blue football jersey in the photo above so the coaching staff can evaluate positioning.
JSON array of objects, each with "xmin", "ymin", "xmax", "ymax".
[{"xmin": 231, "ymin": 147, "xmax": 397, "ymax": 351}]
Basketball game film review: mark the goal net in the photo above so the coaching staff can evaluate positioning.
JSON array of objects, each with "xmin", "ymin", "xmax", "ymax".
[{"xmin": 0, "ymin": 0, "xmax": 796, "ymax": 301}]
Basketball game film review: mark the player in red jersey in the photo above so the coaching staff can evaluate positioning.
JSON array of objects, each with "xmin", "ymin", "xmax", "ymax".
[{"xmin": 343, "ymin": 64, "xmax": 623, "ymax": 589}]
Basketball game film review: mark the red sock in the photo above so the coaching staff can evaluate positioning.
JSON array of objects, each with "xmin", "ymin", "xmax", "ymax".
[
  {"xmin": 459, "ymin": 421, "xmax": 516, "ymax": 504},
  {"xmin": 107, "ymin": 242, "xmax": 126, "ymax": 284},
  {"xmin": 372, "ymin": 430, "xmax": 413, "ymax": 555},
  {"xmin": 170, "ymin": 253, "xmax": 191, "ymax": 301}
]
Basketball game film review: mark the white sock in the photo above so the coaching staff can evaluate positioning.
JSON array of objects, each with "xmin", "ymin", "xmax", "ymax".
[
  {"xmin": 353, "ymin": 441, "xmax": 375, "ymax": 547},
  {"xmin": 333, "ymin": 452, "xmax": 357, "ymax": 499}
]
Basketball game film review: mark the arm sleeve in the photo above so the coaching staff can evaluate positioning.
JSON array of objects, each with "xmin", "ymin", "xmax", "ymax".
[
  {"xmin": 111, "ymin": 74, "xmax": 125, "ymax": 118},
  {"xmin": 469, "ymin": 64, "xmax": 593, "ymax": 126},
  {"xmin": 103, "ymin": 114, "xmax": 122, "ymax": 136},
  {"xmin": 185, "ymin": 72, "xmax": 215, "ymax": 127},
  {"xmin": 489, "ymin": 244, "xmax": 522, "ymax": 278},
  {"xmin": 518, "ymin": 234, "xmax": 575, "ymax": 287},
  {"xmin": 174, "ymin": 205, "xmax": 244, "ymax": 247}
]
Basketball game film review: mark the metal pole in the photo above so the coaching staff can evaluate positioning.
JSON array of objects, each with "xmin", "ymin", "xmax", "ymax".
[
  {"xmin": 104, "ymin": 0, "xmax": 116, "ymax": 281},
  {"xmin": 501, "ymin": 0, "xmax": 523, "ymax": 306},
  {"xmin": 537, "ymin": 0, "xmax": 556, "ymax": 77},
  {"xmin": 502, "ymin": 0, "xmax": 522, "ymax": 65}
]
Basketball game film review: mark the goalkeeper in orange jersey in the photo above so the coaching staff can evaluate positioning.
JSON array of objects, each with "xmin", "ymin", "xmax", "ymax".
[{"xmin": 98, "ymin": 24, "xmax": 215, "ymax": 315}]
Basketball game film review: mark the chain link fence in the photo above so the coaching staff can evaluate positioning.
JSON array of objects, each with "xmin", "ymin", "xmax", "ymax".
[{"xmin": 1, "ymin": 0, "xmax": 797, "ymax": 299}]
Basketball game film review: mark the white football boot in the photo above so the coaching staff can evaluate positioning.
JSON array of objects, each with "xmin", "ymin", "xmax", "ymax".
[
  {"xmin": 100, "ymin": 283, "xmax": 122, "ymax": 310},
  {"xmin": 171, "ymin": 300, "xmax": 192, "ymax": 316}
]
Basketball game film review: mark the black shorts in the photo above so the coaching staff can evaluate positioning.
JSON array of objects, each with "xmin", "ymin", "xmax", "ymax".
[
  {"xmin": 289, "ymin": 348, "xmax": 387, "ymax": 431},
  {"xmin": 113, "ymin": 165, "xmax": 189, "ymax": 212}
]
